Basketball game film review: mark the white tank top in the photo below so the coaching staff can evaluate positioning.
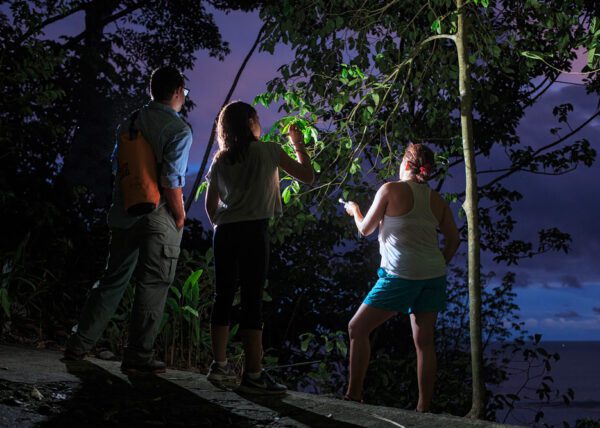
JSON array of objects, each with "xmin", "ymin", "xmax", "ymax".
[{"xmin": 378, "ymin": 181, "xmax": 446, "ymax": 279}]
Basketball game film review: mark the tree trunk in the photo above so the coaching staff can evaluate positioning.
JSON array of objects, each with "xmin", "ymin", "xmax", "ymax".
[
  {"xmin": 61, "ymin": 0, "xmax": 120, "ymax": 207},
  {"xmin": 455, "ymin": 0, "xmax": 485, "ymax": 419}
]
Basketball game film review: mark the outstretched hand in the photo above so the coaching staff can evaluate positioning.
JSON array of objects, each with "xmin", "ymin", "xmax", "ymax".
[
  {"xmin": 288, "ymin": 124, "xmax": 305, "ymax": 149},
  {"xmin": 345, "ymin": 201, "xmax": 359, "ymax": 217}
]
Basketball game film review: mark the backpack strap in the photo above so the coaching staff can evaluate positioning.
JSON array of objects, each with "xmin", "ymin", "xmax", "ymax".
[{"xmin": 128, "ymin": 110, "xmax": 140, "ymax": 140}]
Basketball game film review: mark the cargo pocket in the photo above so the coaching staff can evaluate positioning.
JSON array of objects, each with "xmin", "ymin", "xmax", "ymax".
[{"xmin": 161, "ymin": 244, "xmax": 181, "ymax": 283}]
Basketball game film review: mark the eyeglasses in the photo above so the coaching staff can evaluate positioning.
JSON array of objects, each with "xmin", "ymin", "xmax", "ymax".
[{"xmin": 183, "ymin": 88, "xmax": 189, "ymax": 97}]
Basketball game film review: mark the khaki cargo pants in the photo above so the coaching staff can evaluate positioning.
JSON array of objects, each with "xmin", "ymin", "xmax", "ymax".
[{"xmin": 66, "ymin": 205, "xmax": 182, "ymax": 364}]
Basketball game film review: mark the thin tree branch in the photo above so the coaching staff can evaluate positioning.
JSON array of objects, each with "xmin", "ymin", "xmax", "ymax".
[
  {"xmin": 525, "ymin": 74, "xmax": 558, "ymax": 106},
  {"xmin": 12, "ymin": 3, "xmax": 86, "ymax": 46},
  {"xmin": 479, "ymin": 110, "xmax": 600, "ymax": 191},
  {"xmin": 61, "ymin": 3, "xmax": 143, "ymax": 50},
  {"xmin": 185, "ymin": 23, "xmax": 267, "ymax": 213}
]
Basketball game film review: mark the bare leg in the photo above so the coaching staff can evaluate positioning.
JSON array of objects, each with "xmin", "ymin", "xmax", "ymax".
[
  {"xmin": 240, "ymin": 329, "xmax": 263, "ymax": 373},
  {"xmin": 211, "ymin": 325, "xmax": 229, "ymax": 362},
  {"xmin": 410, "ymin": 312, "xmax": 438, "ymax": 412},
  {"xmin": 346, "ymin": 304, "xmax": 396, "ymax": 400}
]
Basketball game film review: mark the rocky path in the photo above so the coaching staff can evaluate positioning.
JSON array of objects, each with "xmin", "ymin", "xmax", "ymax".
[{"xmin": 0, "ymin": 345, "xmax": 516, "ymax": 427}]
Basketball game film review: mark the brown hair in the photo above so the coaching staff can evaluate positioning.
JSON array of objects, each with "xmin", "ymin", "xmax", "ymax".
[
  {"xmin": 402, "ymin": 143, "xmax": 435, "ymax": 183},
  {"xmin": 214, "ymin": 101, "xmax": 259, "ymax": 164}
]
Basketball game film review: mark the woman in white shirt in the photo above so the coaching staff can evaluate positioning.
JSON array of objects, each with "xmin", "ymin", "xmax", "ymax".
[
  {"xmin": 205, "ymin": 101, "xmax": 314, "ymax": 394},
  {"xmin": 343, "ymin": 143, "xmax": 460, "ymax": 411}
]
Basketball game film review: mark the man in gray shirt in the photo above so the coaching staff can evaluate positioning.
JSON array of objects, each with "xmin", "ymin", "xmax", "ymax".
[{"xmin": 64, "ymin": 67, "xmax": 192, "ymax": 373}]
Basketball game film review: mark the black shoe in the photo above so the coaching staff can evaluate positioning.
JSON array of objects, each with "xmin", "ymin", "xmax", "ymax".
[
  {"xmin": 63, "ymin": 348, "xmax": 86, "ymax": 361},
  {"xmin": 239, "ymin": 369, "xmax": 287, "ymax": 395},
  {"xmin": 120, "ymin": 359, "xmax": 166, "ymax": 374}
]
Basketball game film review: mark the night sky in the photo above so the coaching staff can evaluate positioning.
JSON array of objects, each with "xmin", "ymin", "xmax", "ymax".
[{"xmin": 46, "ymin": 7, "xmax": 600, "ymax": 341}]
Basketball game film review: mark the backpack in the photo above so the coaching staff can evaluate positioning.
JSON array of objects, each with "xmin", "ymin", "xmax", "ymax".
[{"xmin": 117, "ymin": 110, "xmax": 161, "ymax": 216}]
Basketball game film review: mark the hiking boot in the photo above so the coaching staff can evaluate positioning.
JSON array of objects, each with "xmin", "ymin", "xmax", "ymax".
[
  {"xmin": 206, "ymin": 361, "xmax": 237, "ymax": 382},
  {"xmin": 239, "ymin": 369, "xmax": 287, "ymax": 395},
  {"xmin": 120, "ymin": 359, "xmax": 166, "ymax": 374},
  {"xmin": 63, "ymin": 348, "xmax": 86, "ymax": 361}
]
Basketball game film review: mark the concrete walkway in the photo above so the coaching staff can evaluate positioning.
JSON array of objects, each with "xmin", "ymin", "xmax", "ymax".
[{"xmin": 0, "ymin": 344, "xmax": 516, "ymax": 427}]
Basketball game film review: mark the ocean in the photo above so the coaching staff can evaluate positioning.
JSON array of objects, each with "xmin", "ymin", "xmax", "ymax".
[{"xmin": 492, "ymin": 341, "xmax": 600, "ymax": 427}]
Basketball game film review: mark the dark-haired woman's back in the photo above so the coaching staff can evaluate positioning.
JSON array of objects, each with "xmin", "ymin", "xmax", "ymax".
[
  {"xmin": 208, "ymin": 140, "xmax": 282, "ymax": 226},
  {"xmin": 204, "ymin": 100, "xmax": 314, "ymax": 395}
]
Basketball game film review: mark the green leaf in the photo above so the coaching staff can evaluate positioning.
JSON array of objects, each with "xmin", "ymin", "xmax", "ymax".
[
  {"xmin": 371, "ymin": 92, "xmax": 380, "ymax": 107},
  {"xmin": 195, "ymin": 180, "xmax": 208, "ymax": 201},
  {"xmin": 183, "ymin": 269, "xmax": 203, "ymax": 301},
  {"xmin": 182, "ymin": 305, "xmax": 199, "ymax": 318},
  {"xmin": 300, "ymin": 332, "xmax": 314, "ymax": 352},
  {"xmin": 353, "ymin": 66, "xmax": 365, "ymax": 79},
  {"xmin": 166, "ymin": 297, "xmax": 180, "ymax": 314},
  {"xmin": 312, "ymin": 161, "xmax": 321, "ymax": 173},
  {"xmin": 309, "ymin": 127, "xmax": 319, "ymax": 143},
  {"xmin": 335, "ymin": 340, "xmax": 348, "ymax": 357},
  {"xmin": 587, "ymin": 46, "xmax": 598, "ymax": 69},
  {"xmin": 282, "ymin": 186, "xmax": 291, "ymax": 204},
  {"xmin": 169, "ymin": 286, "xmax": 182, "ymax": 300},
  {"xmin": 253, "ymin": 94, "xmax": 266, "ymax": 108},
  {"xmin": 262, "ymin": 290, "xmax": 273, "ymax": 302}
]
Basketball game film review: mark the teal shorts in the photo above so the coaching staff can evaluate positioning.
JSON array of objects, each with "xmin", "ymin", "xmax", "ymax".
[{"xmin": 363, "ymin": 268, "xmax": 447, "ymax": 313}]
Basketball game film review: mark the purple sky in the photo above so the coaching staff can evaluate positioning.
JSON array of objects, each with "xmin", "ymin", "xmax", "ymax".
[{"xmin": 38, "ymin": 6, "xmax": 600, "ymax": 341}]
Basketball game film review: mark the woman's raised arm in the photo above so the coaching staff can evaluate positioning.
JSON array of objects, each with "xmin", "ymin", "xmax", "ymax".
[{"xmin": 278, "ymin": 124, "xmax": 315, "ymax": 184}]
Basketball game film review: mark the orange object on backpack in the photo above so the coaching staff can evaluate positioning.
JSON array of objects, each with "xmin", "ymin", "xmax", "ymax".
[{"xmin": 117, "ymin": 111, "xmax": 161, "ymax": 216}]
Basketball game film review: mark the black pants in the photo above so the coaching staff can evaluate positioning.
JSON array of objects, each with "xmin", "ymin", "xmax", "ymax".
[{"xmin": 211, "ymin": 219, "xmax": 269, "ymax": 330}]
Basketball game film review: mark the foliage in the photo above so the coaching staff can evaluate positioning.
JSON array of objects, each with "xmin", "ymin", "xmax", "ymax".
[
  {"xmin": 255, "ymin": 0, "xmax": 598, "ymax": 253},
  {"xmin": 2, "ymin": 0, "xmax": 260, "ymax": 203},
  {"xmin": 157, "ymin": 248, "xmax": 217, "ymax": 368},
  {"xmin": 278, "ymin": 330, "xmax": 348, "ymax": 395},
  {"xmin": 0, "ymin": 0, "xmax": 257, "ymax": 346}
]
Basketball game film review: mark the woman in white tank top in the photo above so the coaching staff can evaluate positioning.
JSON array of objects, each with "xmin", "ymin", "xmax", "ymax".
[{"xmin": 343, "ymin": 143, "xmax": 460, "ymax": 411}]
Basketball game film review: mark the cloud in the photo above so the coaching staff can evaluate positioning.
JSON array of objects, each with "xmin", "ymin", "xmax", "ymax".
[
  {"xmin": 593, "ymin": 307, "xmax": 600, "ymax": 315},
  {"xmin": 513, "ymin": 271, "xmax": 533, "ymax": 288},
  {"xmin": 554, "ymin": 310, "xmax": 580, "ymax": 319},
  {"xmin": 523, "ymin": 317, "xmax": 539, "ymax": 328},
  {"xmin": 560, "ymin": 275, "xmax": 583, "ymax": 289}
]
